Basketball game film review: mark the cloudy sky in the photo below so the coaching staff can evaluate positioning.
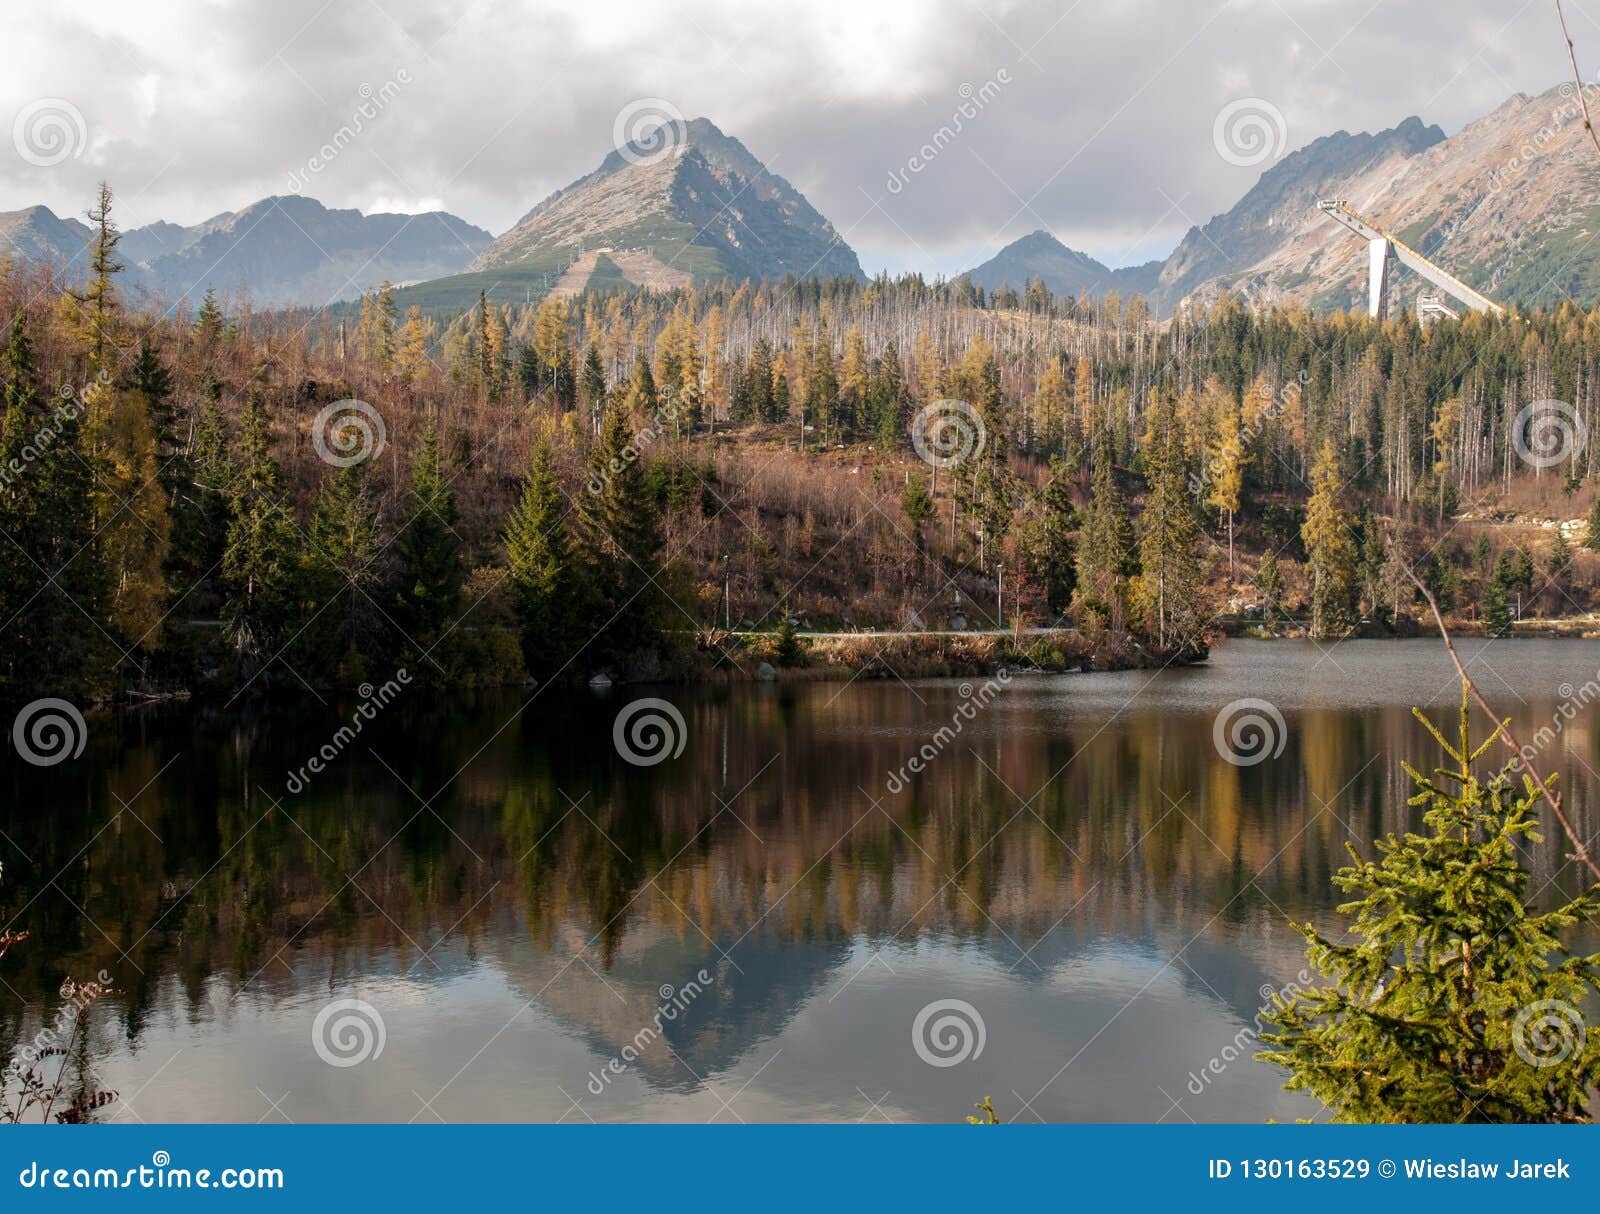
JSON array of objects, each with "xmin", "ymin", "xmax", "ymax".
[{"xmin": 0, "ymin": 0, "xmax": 1590, "ymax": 276}]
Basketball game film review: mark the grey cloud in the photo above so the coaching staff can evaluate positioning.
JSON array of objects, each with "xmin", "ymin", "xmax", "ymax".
[{"xmin": 0, "ymin": 0, "xmax": 1583, "ymax": 278}]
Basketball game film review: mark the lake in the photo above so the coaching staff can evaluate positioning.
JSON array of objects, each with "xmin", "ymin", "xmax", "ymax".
[{"xmin": 2, "ymin": 638, "xmax": 1597, "ymax": 1123}]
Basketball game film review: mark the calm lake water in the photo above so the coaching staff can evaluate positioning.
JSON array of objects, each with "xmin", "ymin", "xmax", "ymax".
[{"xmin": 3, "ymin": 639, "xmax": 1598, "ymax": 1123}]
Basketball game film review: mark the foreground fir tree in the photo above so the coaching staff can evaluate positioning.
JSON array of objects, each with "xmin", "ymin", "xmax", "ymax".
[{"xmin": 1260, "ymin": 688, "xmax": 1600, "ymax": 1122}]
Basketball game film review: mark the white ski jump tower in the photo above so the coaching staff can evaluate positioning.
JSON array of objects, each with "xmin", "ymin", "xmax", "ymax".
[{"xmin": 1315, "ymin": 200, "xmax": 1503, "ymax": 320}]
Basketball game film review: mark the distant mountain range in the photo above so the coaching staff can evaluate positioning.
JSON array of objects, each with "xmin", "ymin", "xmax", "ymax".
[
  {"xmin": 965, "ymin": 84, "xmax": 1600, "ymax": 314},
  {"xmin": 0, "ymin": 196, "xmax": 491, "ymax": 309},
  {"xmin": 964, "ymin": 229, "xmax": 1161, "ymax": 300},
  {"xmin": 7, "ymin": 87, "xmax": 1600, "ymax": 315}
]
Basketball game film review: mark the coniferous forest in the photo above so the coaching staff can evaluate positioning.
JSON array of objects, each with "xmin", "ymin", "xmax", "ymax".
[{"xmin": 4, "ymin": 184, "xmax": 1600, "ymax": 700}]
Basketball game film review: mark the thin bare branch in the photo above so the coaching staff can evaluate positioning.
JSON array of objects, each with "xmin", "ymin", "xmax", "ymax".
[
  {"xmin": 1397, "ymin": 551, "xmax": 1599, "ymax": 880},
  {"xmin": 1556, "ymin": 1, "xmax": 1600, "ymax": 157}
]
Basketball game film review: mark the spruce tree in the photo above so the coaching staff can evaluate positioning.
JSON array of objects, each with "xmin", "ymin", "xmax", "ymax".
[
  {"xmin": 1014, "ymin": 456, "xmax": 1077, "ymax": 616},
  {"xmin": 1261, "ymin": 688, "xmax": 1600, "ymax": 1122},
  {"xmin": 748, "ymin": 338, "xmax": 775, "ymax": 422},
  {"xmin": 393, "ymin": 415, "xmax": 464, "ymax": 669},
  {"xmin": 869, "ymin": 342, "xmax": 907, "ymax": 451},
  {"xmin": 901, "ymin": 468, "xmax": 934, "ymax": 556},
  {"xmin": 1546, "ymin": 530, "xmax": 1573, "ymax": 594},
  {"xmin": 194, "ymin": 287, "xmax": 224, "ymax": 352},
  {"xmin": 1256, "ymin": 549, "xmax": 1283, "ymax": 628},
  {"xmin": 580, "ymin": 342, "xmax": 607, "ymax": 429},
  {"xmin": 221, "ymin": 395, "xmax": 301, "ymax": 672},
  {"xmin": 578, "ymin": 398, "xmax": 668, "ymax": 664},
  {"xmin": 1482, "ymin": 577, "xmax": 1512, "ymax": 637},
  {"xmin": 504, "ymin": 437, "xmax": 577, "ymax": 679},
  {"xmin": 179, "ymin": 398, "xmax": 235, "ymax": 599},
  {"xmin": 1075, "ymin": 420, "xmax": 1134, "ymax": 624},
  {"xmin": 300, "ymin": 461, "xmax": 380, "ymax": 682},
  {"xmin": 0, "ymin": 320, "xmax": 106, "ymax": 690},
  {"xmin": 1135, "ymin": 395, "xmax": 1203, "ymax": 649}
]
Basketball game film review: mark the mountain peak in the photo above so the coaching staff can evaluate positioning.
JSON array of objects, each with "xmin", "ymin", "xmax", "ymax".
[
  {"xmin": 465, "ymin": 115, "xmax": 862, "ymax": 292},
  {"xmin": 964, "ymin": 229, "xmax": 1161, "ymax": 299}
]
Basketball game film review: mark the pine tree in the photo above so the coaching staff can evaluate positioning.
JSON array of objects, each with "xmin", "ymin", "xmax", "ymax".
[
  {"xmin": 221, "ymin": 396, "xmax": 301, "ymax": 670},
  {"xmin": 1261, "ymin": 688, "xmax": 1600, "ymax": 1122},
  {"xmin": 300, "ymin": 461, "xmax": 380, "ymax": 682},
  {"xmin": 1585, "ymin": 498, "xmax": 1600, "ymax": 552},
  {"xmin": 901, "ymin": 468, "xmax": 934, "ymax": 556},
  {"xmin": 580, "ymin": 341, "xmax": 607, "ymax": 430},
  {"xmin": 178, "ymin": 398, "xmax": 235, "ymax": 596},
  {"xmin": 1547, "ymin": 530, "xmax": 1574, "ymax": 594},
  {"xmin": 393, "ymin": 415, "xmax": 463, "ymax": 669},
  {"xmin": 1483, "ymin": 577, "xmax": 1512, "ymax": 637},
  {"xmin": 1014, "ymin": 456, "xmax": 1077, "ymax": 616},
  {"xmin": 869, "ymin": 342, "xmax": 908, "ymax": 451},
  {"xmin": 748, "ymin": 337, "xmax": 775, "ymax": 422},
  {"xmin": 127, "ymin": 335, "xmax": 177, "ymax": 482},
  {"xmin": 0, "ymin": 319, "xmax": 107, "ymax": 690},
  {"xmin": 1135, "ymin": 394, "xmax": 1203, "ymax": 649},
  {"xmin": 194, "ymin": 287, "xmax": 224, "ymax": 353},
  {"xmin": 1302, "ymin": 440, "xmax": 1358, "ymax": 639},
  {"xmin": 504, "ymin": 437, "xmax": 578, "ymax": 680},
  {"xmin": 578, "ymin": 398, "xmax": 668, "ymax": 665},
  {"xmin": 1256, "ymin": 549, "xmax": 1283, "ymax": 627},
  {"xmin": 1075, "ymin": 419, "xmax": 1134, "ymax": 625},
  {"xmin": 517, "ymin": 343, "xmax": 542, "ymax": 401}
]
